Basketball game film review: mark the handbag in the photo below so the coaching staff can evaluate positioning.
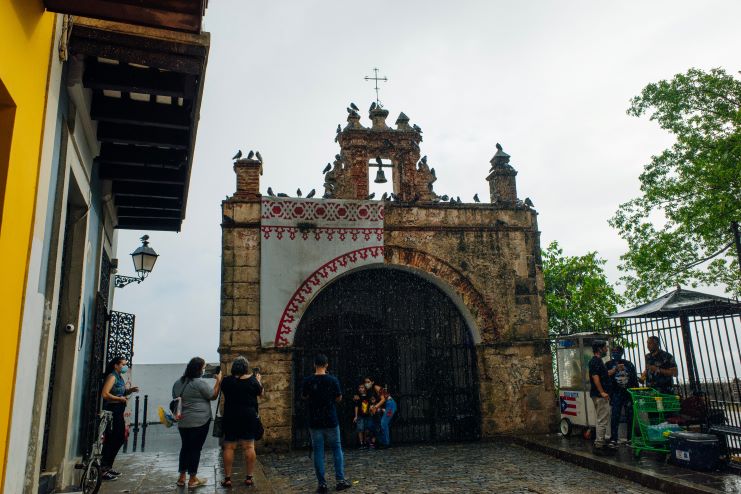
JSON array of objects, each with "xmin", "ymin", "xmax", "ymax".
[
  {"xmin": 254, "ymin": 413, "xmax": 265, "ymax": 441},
  {"xmin": 212, "ymin": 392, "xmax": 223, "ymax": 437},
  {"xmin": 169, "ymin": 380, "xmax": 190, "ymax": 422}
]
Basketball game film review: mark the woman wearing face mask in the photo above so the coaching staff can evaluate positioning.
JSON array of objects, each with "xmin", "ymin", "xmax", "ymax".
[
  {"xmin": 101, "ymin": 356, "xmax": 138, "ymax": 480},
  {"xmin": 172, "ymin": 357, "xmax": 222, "ymax": 488}
]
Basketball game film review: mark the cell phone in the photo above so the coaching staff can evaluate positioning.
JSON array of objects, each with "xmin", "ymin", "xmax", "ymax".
[
  {"xmin": 252, "ymin": 367, "xmax": 260, "ymax": 375},
  {"xmin": 203, "ymin": 364, "xmax": 220, "ymax": 378}
]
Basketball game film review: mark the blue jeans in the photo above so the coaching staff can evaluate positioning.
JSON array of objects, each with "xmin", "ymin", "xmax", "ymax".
[
  {"xmin": 309, "ymin": 426, "xmax": 345, "ymax": 484},
  {"xmin": 610, "ymin": 391, "xmax": 633, "ymax": 441},
  {"xmin": 378, "ymin": 398, "xmax": 396, "ymax": 446}
]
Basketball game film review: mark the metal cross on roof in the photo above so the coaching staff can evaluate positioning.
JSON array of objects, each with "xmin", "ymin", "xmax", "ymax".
[{"xmin": 364, "ymin": 67, "xmax": 388, "ymax": 107}]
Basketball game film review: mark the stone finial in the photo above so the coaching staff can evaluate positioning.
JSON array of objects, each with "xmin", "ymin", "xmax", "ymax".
[
  {"xmin": 369, "ymin": 107, "xmax": 390, "ymax": 130},
  {"xmin": 395, "ymin": 112, "xmax": 411, "ymax": 130},
  {"xmin": 486, "ymin": 143, "xmax": 518, "ymax": 204},
  {"xmin": 233, "ymin": 157, "xmax": 262, "ymax": 200}
]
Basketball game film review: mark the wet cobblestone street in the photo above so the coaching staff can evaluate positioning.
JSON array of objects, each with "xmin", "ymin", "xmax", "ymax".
[{"xmin": 259, "ymin": 442, "xmax": 660, "ymax": 494}]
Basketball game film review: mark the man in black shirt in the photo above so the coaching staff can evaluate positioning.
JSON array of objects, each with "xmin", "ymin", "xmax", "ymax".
[
  {"xmin": 606, "ymin": 345, "xmax": 638, "ymax": 446},
  {"xmin": 639, "ymin": 336, "xmax": 677, "ymax": 394},
  {"xmin": 301, "ymin": 354, "xmax": 351, "ymax": 493},
  {"xmin": 589, "ymin": 340, "xmax": 615, "ymax": 450}
]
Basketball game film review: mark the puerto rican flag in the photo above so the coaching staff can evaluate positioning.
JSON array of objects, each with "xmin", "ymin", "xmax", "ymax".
[{"xmin": 560, "ymin": 394, "xmax": 577, "ymax": 416}]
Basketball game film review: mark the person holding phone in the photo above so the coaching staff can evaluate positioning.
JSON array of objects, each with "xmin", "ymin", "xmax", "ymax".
[{"xmin": 220, "ymin": 356, "xmax": 263, "ymax": 488}]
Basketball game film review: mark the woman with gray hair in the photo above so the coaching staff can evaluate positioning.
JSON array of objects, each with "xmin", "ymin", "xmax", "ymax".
[{"xmin": 220, "ymin": 356, "xmax": 263, "ymax": 487}]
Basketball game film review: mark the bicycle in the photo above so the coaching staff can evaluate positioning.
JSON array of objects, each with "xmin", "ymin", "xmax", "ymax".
[{"xmin": 75, "ymin": 410, "xmax": 113, "ymax": 494}]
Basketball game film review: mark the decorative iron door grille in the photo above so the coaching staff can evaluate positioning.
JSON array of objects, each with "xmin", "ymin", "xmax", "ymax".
[
  {"xmin": 292, "ymin": 268, "xmax": 481, "ymax": 447},
  {"xmin": 107, "ymin": 311, "xmax": 136, "ymax": 364},
  {"xmin": 80, "ymin": 292, "xmax": 110, "ymax": 454}
]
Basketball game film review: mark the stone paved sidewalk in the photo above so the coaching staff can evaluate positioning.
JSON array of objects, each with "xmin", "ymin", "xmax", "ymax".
[{"xmin": 99, "ymin": 440, "xmax": 661, "ymax": 494}]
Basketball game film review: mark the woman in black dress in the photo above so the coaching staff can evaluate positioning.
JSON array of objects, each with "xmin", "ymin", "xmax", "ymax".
[{"xmin": 220, "ymin": 356, "xmax": 263, "ymax": 487}]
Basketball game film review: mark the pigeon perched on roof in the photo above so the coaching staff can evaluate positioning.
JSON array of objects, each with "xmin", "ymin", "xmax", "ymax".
[
  {"xmin": 232, "ymin": 150, "xmax": 242, "ymax": 160},
  {"xmin": 336, "ymin": 124, "xmax": 341, "ymax": 133},
  {"xmin": 524, "ymin": 197, "xmax": 534, "ymax": 207},
  {"xmin": 366, "ymin": 192, "xmax": 375, "ymax": 200},
  {"xmin": 496, "ymin": 143, "xmax": 503, "ymax": 151},
  {"xmin": 246, "ymin": 150, "xmax": 254, "ymax": 159},
  {"xmin": 457, "ymin": 196, "xmax": 462, "ymax": 203},
  {"xmin": 350, "ymin": 102, "xmax": 359, "ymax": 112},
  {"xmin": 370, "ymin": 102, "xmax": 377, "ymax": 111},
  {"xmin": 413, "ymin": 124, "xmax": 423, "ymax": 133},
  {"xmin": 473, "ymin": 193, "xmax": 480, "ymax": 203},
  {"xmin": 335, "ymin": 154, "xmax": 341, "ymax": 161},
  {"xmin": 277, "ymin": 192, "xmax": 288, "ymax": 197},
  {"xmin": 390, "ymin": 193, "xmax": 398, "ymax": 201},
  {"xmin": 323, "ymin": 163, "xmax": 332, "ymax": 174},
  {"xmin": 420, "ymin": 155, "xmax": 427, "ymax": 164},
  {"xmin": 306, "ymin": 189, "xmax": 316, "ymax": 198},
  {"xmin": 440, "ymin": 194, "xmax": 449, "ymax": 201},
  {"xmin": 267, "ymin": 187, "xmax": 275, "ymax": 197},
  {"xmin": 255, "ymin": 151, "xmax": 262, "ymax": 163},
  {"xmin": 296, "ymin": 188, "xmax": 302, "ymax": 197},
  {"xmin": 381, "ymin": 192, "xmax": 388, "ymax": 201},
  {"xmin": 430, "ymin": 168, "xmax": 436, "ymax": 177},
  {"xmin": 375, "ymin": 157, "xmax": 383, "ymax": 165},
  {"xmin": 449, "ymin": 197, "xmax": 456, "ymax": 203}
]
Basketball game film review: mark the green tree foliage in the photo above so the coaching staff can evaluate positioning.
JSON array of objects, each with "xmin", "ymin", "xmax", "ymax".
[
  {"xmin": 542, "ymin": 241, "xmax": 624, "ymax": 337},
  {"xmin": 610, "ymin": 68, "xmax": 741, "ymax": 302}
]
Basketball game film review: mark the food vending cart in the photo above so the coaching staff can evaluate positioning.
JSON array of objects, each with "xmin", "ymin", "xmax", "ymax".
[{"xmin": 555, "ymin": 332, "xmax": 612, "ymax": 437}]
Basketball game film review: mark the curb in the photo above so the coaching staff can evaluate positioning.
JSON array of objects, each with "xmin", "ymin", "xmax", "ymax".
[{"xmin": 505, "ymin": 435, "xmax": 721, "ymax": 494}]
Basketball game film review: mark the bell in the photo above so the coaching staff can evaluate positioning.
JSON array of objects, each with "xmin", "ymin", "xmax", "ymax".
[{"xmin": 374, "ymin": 166, "xmax": 387, "ymax": 184}]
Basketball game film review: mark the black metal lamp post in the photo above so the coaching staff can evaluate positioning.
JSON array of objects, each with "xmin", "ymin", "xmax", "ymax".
[{"xmin": 114, "ymin": 235, "xmax": 159, "ymax": 288}]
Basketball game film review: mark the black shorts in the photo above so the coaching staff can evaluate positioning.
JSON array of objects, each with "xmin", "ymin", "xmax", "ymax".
[{"xmin": 222, "ymin": 411, "xmax": 258, "ymax": 442}]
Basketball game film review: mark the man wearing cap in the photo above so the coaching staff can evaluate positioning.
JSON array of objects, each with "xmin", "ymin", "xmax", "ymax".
[
  {"xmin": 589, "ymin": 340, "xmax": 616, "ymax": 450},
  {"xmin": 639, "ymin": 336, "xmax": 678, "ymax": 394},
  {"xmin": 606, "ymin": 345, "xmax": 639, "ymax": 446}
]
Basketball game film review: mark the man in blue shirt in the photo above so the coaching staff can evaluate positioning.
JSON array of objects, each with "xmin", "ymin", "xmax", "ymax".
[{"xmin": 301, "ymin": 354, "xmax": 352, "ymax": 493}]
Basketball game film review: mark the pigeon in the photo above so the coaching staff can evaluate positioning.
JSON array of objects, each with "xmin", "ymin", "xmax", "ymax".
[
  {"xmin": 524, "ymin": 197, "xmax": 534, "ymax": 207},
  {"xmin": 255, "ymin": 151, "xmax": 262, "ymax": 163},
  {"xmin": 247, "ymin": 150, "xmax": 255, "ymax": 159},
  {"xmin": 370, "ymin": 102, "xmax": 377, "ymax": 111},
  {"xmin": 366, "ymin": 192, "xmax": 375, "ymax": 200},
  {"xmin": 473, "ymin": 193, "xmax": 480, "ymax": 203},
  {"xmin": 375, "ymin": 157, "xmax": 383, "ymax": 165},
  {"xmin": 232, "ymin": 150, "xmax": 242, "ymax": 160},
  {"xmin": 449, "ymin": 197, "xmax": 456, "ymax": 203},
  {"xmin": 413, "ymin": 124, "xmax": 423, "ymax": 133},
  {"xmin": 496, "ymin": 143, "xmax": 503, "ymax": 151},
  {"xmin": 390, "ymin": 193, "xmax": 398, "ymax": 201},
  {"xmin": 381, "ymin": 192, "xmax": 388, "ymax": 201},
  {"xmin": 322, "ymin": 163, "xmax": 332, "ymax": 174},
  {"xmin": 267, "ymin": 187, "xmax": 275, "ymax": 197},
  {"xmin": 440, "ymin": 194, "xmax": 449, "ymax": 201},
  {"xmin": 430, "ymin": 167, "xmax": 436, "ymax": 177},
  {"xmin": 323, "ymin": 192, "xmax": 331, "ymax": 198},
  {"xmin": 296, "ymin": 188, "xmax": 302, "ymax": 197},
  {"xmin": 277, "ymin": 192, "xmax": 289, "ymax": 197},
  {"xmin": 347, "ymin": 107, "xmax": 354, "ymax": 114},
  {"xmin": 420, "ymin": 155, "xmax": 427, "ymax": 164},
  {"xmin": 335, "ymin": 154, "xmax": 341, "ymax": 161},
  {"xmin": 306, "ymin": 188, "xmax": 316, "ymax": 198},
  {"xmin": 336, "ymin": 124, "xmax": 341, "ymax": 133},
  {"xmin": 457, "ymin": 196, "xmax": 462, "ymax": 203},
  {"xmin": 350, "ymin": 102, "xmax": 359, "ymax": 112}
]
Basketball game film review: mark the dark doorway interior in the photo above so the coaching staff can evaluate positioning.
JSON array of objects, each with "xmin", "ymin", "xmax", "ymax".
[{"xmin": 292, "ymin": 268, "xmax": 480, "ymax": 447}]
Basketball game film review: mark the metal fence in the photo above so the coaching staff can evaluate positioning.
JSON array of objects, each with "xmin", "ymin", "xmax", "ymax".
[{"xmin": 608, "ymin": 307, "xmax": 741, "ymax": 451}]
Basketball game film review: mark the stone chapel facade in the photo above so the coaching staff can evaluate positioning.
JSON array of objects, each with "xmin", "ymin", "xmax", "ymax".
[{"xmin": 220, "ymin": 105, "xmax": 557, "ymax": 450}]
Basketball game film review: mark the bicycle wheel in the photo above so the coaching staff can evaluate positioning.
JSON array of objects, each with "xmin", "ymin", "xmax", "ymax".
[{"xmin": 80, "ymin": 462, "xmax": 102, "ymax": 494}]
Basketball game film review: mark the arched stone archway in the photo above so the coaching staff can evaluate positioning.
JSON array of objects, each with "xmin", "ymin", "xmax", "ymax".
[{"xmin": 292, "ymin": 267, "xmax": 481, "ymax": 447}]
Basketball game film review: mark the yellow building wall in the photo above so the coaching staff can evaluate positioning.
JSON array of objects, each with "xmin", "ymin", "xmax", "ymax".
[{"xmin": 0, "ymin": 0, "xmax": 55, "ymax": 486}]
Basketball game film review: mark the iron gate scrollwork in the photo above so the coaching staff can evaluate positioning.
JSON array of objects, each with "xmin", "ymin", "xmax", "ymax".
[
  {"xmin": 80, "ymin": 292, "xmax": 111, "ymax": 454},
  {"xmin": 107, "ymin": 311, "xmax": 136, "ymax": 364},
  {"xmin": 292, "ymin": 268, "xmax": 481, "ymax": 447}
]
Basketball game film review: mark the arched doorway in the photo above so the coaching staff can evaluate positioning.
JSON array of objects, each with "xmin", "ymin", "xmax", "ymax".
[{"xmin": 292, "ymin": 268, "xmax": 481, "ymax": 447}]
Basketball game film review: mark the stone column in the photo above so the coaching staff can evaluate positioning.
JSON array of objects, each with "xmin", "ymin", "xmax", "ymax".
[{"xmin": 486, "ymin": 144, "xmax": 518, "ymax": 204}]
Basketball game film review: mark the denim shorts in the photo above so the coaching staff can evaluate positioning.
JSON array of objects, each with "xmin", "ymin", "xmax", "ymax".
[{"xmin": 355, "ymin": 417, "xmax": 371, "ymax": 432}]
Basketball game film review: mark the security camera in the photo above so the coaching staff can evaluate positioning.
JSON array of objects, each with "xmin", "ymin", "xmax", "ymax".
[{"xmin": 64, "ymin": 324, "xmax": 75, "ymax": 334}]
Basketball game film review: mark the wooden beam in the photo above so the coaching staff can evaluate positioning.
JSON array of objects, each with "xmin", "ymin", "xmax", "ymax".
[
  {"xmin": 114, "ymin": 196, "xmax": 182, "ymax": 209},
  {"xmin": 83, "ymin": 59, "xmax": 189, "ymax": 97},
  {"xmin": 91, "ymin": 93, "xmax": 190, "ymax": 129},
  {"xmin": 117, "ymin": 207, "xmax": 182, "ymax": 219},
  {"xmin": 98, "ymin": 143, "xmax": 186, "ymax": 169},
  {"xmin": 116, "ymin": 218, "xmax": 182, "ymax": 231},
  {"xmin": 113, "ymin": 181, "xmax": 183, "ymax": 199},
  {"xmin": 44, "ymin": 0, "xmax": 203, "ymax": 33},
  {"xmin": 97, "ymin": 122, "xmax": 189, "ymax": 149},
  {"xmin": 100, "ymin": 164, "xmax": 187, "ymax": 184},
  {"xmin": 69, "ymin": 35, "xmax": 204, "ymax": 75}
]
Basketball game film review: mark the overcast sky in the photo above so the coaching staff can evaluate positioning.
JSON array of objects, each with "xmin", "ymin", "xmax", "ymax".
[{"xmin": 114, "ymin": 0, "xmax": 741, "ymax": 364}]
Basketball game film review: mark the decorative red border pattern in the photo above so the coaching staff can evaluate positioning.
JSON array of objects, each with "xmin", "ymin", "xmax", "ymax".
[
  {"xmin": 261, "ymin": 199, "xmax": 384, "ymax": 223},
  {"xmin": 261, "ymin": 226, "xmax": 383, "ymax": 242},
  {"xmin": 274, "ymin": 246, "xmax": 385, "ymax": 347}
]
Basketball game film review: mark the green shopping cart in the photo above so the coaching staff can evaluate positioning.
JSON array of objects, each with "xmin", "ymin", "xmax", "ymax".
[{"xmin": 628, "ymin": 387, "xmax": 681, "ymax": 457}]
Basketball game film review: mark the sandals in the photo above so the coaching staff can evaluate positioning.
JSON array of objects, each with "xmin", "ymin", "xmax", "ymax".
[
  {"xmin": 220, "ymin": 477, "xmax": 232, "ymax": 488},
  {"xmin": 176, "ymin": 479, "xmax": 186, "ymax": 487},
  {"xmin": 187, "ymin": 477, "xmax": 207, "ymax": 489},
  {"xmin": 244, "ymin": 475, "xmax": 254, "ymax": 487}
]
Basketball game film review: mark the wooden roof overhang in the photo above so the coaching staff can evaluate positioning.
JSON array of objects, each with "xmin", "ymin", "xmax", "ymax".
[
  {"xmin": 69, "ymin": 17, "xmax": 209, "ymax": 231},
  {"xmin": 45, "ymin": 0, "xmax": 207, "ymax": 34}
]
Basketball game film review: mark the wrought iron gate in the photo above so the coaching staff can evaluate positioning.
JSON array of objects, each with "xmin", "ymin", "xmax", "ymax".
[
  {"xmin": 107, "ymin": 311, "xmax": 136, "ymax": 364},
  {"xmin": 292, "ymin": 268, "xmax": 480, "ymax": 447}
]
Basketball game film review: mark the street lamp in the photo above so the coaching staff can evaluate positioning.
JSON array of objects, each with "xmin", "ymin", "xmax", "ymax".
[{"xmin": 114, "ymin": 235, "xmax": 159, "ymax": 288}]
